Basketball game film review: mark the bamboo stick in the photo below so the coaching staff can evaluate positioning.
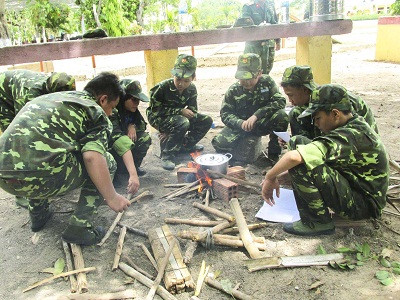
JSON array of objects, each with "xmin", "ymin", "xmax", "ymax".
[
  {"xmin": 62, "ymin": 241, "xmax": 78, "ymax": 293},
  {"xmin": 165, "ymin": 218, "xmax": 222, "ymax": 227},
  {"xmin": 198, "ymin": 220, "xmax": 233, "ymax": 240},
  {"xmin": 112, "ymin": 226, "xmax": 127, "ymax": 271},
  {"xmin": 119, "ymin": 263, "xmax": 177, "ymax": 300},
  {"xmin": 117, "ymin": 222, "xmax": 148, "ymax": 237},
  {"xmin": 183, "ymin": 240, "xmax": 198, "ymax": 264},
  {"xmin": 146, "ymin": 240, "xmax": 177, "ymax": 300},
  {"xmin": 164, "ymin": 183, "xmax": 190, "ymax": 188},
  {"xmin": 193, "ymin": 202, "xmax": 235, "ymax": 222},
  {"xmin": 166, "ymin": 185, "xmax": 200, "ymax": 200},
  {"xmin": 70, "ymin": 244, "xmax": 88, "ymax": 293},
  {"xmin": 60, "ymin": 289, "xmax": 136, "ymax": 299},
  {"xmin": 204, "ymin": 189, "xmax": 210, "ymax": 206},
  {"xmin": 206, "ymin": 170, "xmax": 260, "ymax": 188},
  {"xmin": 229, "ymin": 198, "xmax": 263, "ymax": 259},
  {"xmin": 390, "ymin": 159, "xmax": 400, "ymax": 174},
  {"xmin": 205, "ymin": 277, "xmax": 253, "ymax": 300},
  {"xmin": 194, "ymin": 260, "xmax": 209, "ymax": 297},
  {"xmin": 123, "ymin": 254, "xmax": 155, "ymax": 280},
  {"xmin": 162, "ymin": 180, "xmax": 200, "ymax": 199},
  {"xmin": 220, "ymin": 222, "xmax": 268, "ymax": 234},
  {"xmin": 98, "ymin": 191, "xmax": 152, "ymax": 246},
  {"xmin": 23, "ymin": 267, "xmax": 96, "ymax": 293},
  {"xmin": 134, "ymin": 242, "xmax": 158, "ymax": 271}
]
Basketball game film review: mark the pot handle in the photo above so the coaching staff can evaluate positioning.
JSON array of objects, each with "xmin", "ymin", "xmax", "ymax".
[{"xmin": 224, "ymin": 153, "xmax": 233, "ymax": 161}]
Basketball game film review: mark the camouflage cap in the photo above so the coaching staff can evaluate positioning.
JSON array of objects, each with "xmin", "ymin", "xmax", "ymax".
[
  {"xmin": 120, "ymin": 79, "xmax": 149, "ymax": 102},
  {"xmin": 235, "ymin": 53, "xmax": 262, "ymax": 80},
  {"xmin": 233, "ymin": 17, "xmax": 255, "ymax": 27},
  {"xmin": 46, "ymin": 72, "xmax": 76, "ymax": 93},
  {"xmin": 83, "ymin": 28, "xmax": 108, "ymax": 39},
  {"xmin": 281, "ymin": 65, "xmax": 318, "ymax": 90},
  {"xmin": 171, "ymin": 54, "xmax": 197, "ymax": 78},
  {"xmin": 298, "ymin": 84, "xmax": 352, "ymax": 119}
]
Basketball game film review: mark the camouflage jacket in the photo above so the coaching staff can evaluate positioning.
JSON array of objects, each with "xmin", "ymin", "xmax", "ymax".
[
  {"xmin": 296, "ymin": 115, "xmax": 389, "ymax": 216},
  {"xmin": 109, "ymin": 106, "xmax": 147, "ymax": 157},
  {"xmin": 221, "ymin": 75, "xmax": 286, "ymax": 130},
  {"xmin": 0, "ymin": 70, "xmax": 49, "ymax": 131},
  {"xmin": 348, "ymin": 92, "xmax": 378, "ymax": 134},
  {"xmin": 0, "ymin": 91, "xmax": 112, "ymax": 179},
  {"xmin": 146, "ymin": 78, "xmax": 197, "ymax": 122},
  {"xmin": 242, "ymin": 0, "xmax": 279, "ymax": 46}
]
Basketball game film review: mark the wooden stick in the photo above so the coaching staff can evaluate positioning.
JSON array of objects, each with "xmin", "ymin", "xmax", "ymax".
[
  {"xmin": 62, "ymin": 241, "xmax": 78, "ymax": 293},
  {"xmin": 206, "ymin": 169, "xmax": 260, "ymax": 188},
  {"xmin": 230, "ymin": 198, "xmax": 263, "ymax": 259},
  {"xmin": 166, "ymin": 185, "xmax": 200, "ymax": 200},
  {"xmin": 119, "ymin": 263, "xmax": 177, "ymax": 300},
  {"xmin": 70, "ymin": 243, "xmax": 88, "ymax": 293},
  {"xmin": 117, "ymin": 222, "xmax": 148, "ymax": 237},
  {"xmin": 146, "ymin": 240, "xmax": 177, "ymax": 300},
  {"xmin": 23, "ymin": 267, "xmax": 96, "ymax": 293},
  {"xmin": 164, "ymin": 183, "xmax": 190, "ymax": 188},
  {"xmin": 134, "ymin": 242, "xmax": 158, "ymax": 271},
  {"xmin": 205, "ymin": 277, "xmax": 253, "ymax": 300},
  {"xmin": 390, "ymin": 159, "xmax": 400, "ymax": 174},
  {"xmin": 112, "ymin": 226, "xmax": 127, "ymax": 271},
  {"xmin": 193, "ymin": 202, "xmax": 235, "ymax": 222},
  {"xmin": 198, "ymin": 220, "xmax": 234, "ymax": 240},
  {"xmin": 123, "ymin": 254, "xmax": 155, "ymax": 280},
  {"xmin": 220, "ymin": 222, "xmax": 268, "ymax": 234},
  {"xmin": 195, "ymin": 260, "xmax": 209, "ymax": 297},
  {"xmin": 162, "ymin": 180, "xmax": 200, "ymax": 199},
  {"xmin": 98, "ymin": 190, "xmax": 152, "ymax": 246},
  {"xmin": 165, "ymin": 218, "xmax": 222, "ymax": 227},
  {"xmin": 183, "ymin": 240, "xmax": 198, "ymax": 264},
  {"xmin": 61, "ymin": 289, "xmax": 136, "ymax": 299},
  {"xmin": 204, "ymin": 189, "xmax": 210, "ymax": 207}
]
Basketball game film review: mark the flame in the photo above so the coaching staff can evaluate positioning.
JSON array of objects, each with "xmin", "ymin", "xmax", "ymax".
[{"xmin": 187, "ymin": 158, "xmax": 212, "ymax": 193}]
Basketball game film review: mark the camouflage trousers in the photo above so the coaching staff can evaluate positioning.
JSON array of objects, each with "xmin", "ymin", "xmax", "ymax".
[
  {"xmin": 244, "ymin": 41, "xmax": 275, "ymax": 75},
  {"xmin": 212, "ymin": 108, "xmax": 288, "ymax": 156},
  {"xmin": 0, "ymin": 152, "xmax": 117, "ymax": 228},
  {"xmin": 0, "ymin": 101, "xmax": 14, "ymax": 132},
  {"xmin": 150, "ymin": 113, "xmax": 212, "ymax": 159},
  {"xmin": 288, "ymin": 136, "xmax": 374, "ymax": 223},
  {"xmin": 111, "ymin": 130, "xmax": 152, "ymax": 174}
]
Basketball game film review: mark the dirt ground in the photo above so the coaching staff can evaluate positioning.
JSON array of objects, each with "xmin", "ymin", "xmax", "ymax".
[{"xmin": 1, "ymin": 21, "xmax": 400, "ymax": 300}]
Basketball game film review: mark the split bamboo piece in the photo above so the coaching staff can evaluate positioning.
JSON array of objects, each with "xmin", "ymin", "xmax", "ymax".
[
  {"xmin": 112, "ymin": 226, "xmax": 127, "ymax": 271},
  {"xmin": 23, "ymin": 267, "xmax": 96, "ymax": 293},
  {"xmin": 198, "ymin": 220, "xmax": 233, "ymax": 240},
  {"xmin": 60, "ymin": 289, "xmax": 136, "ymax": 299},
  {"xmin": 146, "ymin": 240, "xmax": 177, "ymax": 300},
  {"xmin": 229, "ymin": 198, "xmax": 263, "ymax": 259},
  {"xmin": 166, "ymin": 185, "xmax": 200, "ymax": 199},
  {"xmin": 98, "ymin": 190, "xmax": 152, "ymax": 246},
  {"xmin": 62, "ymin": 241, "xmax": 78, "ymax": 293},
  {"xmin": 70, "ymin": 243, "xmax": 89, "ymax": 293},
  {"xmin": 220, "ymin": 222, "xmax": 268, "ymax": 234},
  {"xmin": 134, "ymin": 242, "xmax": 158, "ymax": 271},
  {"xmin": 206, "ymin": 170, "xmax": 259, "ymax": 188},
  {"xmin": 183, "ymin": 240, "xmax": 198, "ymax": 264},
  {"xmin": 390, "ymin": 159, "xmax": 400, "ymax": 174},
  {"xmin": 164, "ymin": 183, "xmax": 190, "ymax": 188},
  {"xmin": 204, "ymin": 189, "xmax": 210, "ymax": 206},
  {"xmin": 193, "ymin": 202, "xmax": 235, "ymax": 222},
  {"xmin": 165, "ymin": 218, "xmax": 222, "ymax": 227},
  {"xmin": 123, "ymin": 254, "xmax": 155, "ymax": 280},
  {"xmin": 205, "ymin": 277, "xmax": 253, "ymax": 300},
  {"xmin": 194, "ymin": 260, "xmax": 209, "ymax": 297},
  {"xmin": 119, "ymin": 262, "xmax": 177, "ymax": 300},
  {"xmin": 163, "ymin": 180, "xmax": 200, "ymax": 199}
]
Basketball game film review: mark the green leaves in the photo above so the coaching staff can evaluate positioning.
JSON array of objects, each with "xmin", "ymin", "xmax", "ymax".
[
  {"xmin": 375, "ymin": 271, "xmax": 393, "ymax": 286},
  {"xmin": 220, "ymin": 279, "xmax": 233, "ymax": 294},
  {"xmin": 41, "ymin": 258, "xmax": 65, "ymax": 276}
]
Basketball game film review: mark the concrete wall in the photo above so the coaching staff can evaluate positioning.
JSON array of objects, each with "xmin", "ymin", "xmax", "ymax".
[{"xmin": 375, "ymin": 16, "xmax": 400, "ymax": 63}]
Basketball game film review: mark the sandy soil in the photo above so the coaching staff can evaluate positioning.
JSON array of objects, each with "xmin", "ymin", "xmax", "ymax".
[{"xmin": 1, "ymin": 20, "xmax": 400, "ymax": 300}]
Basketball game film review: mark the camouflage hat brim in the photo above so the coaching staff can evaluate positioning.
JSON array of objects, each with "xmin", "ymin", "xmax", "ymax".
[
  {"xmin": 235, "ymin": 70, "xmax": 254, "ymax": 80},
  {"xmin": 136, "ymin": 91, "xmax": 149, "ymax": 102},
  {"xmin": 298, "ymin": 102, "xmax": 352, "ymax": 119},
  {"xmin": 303, "ymin": 80, "xmax": 318, "ymax": 91},
  {"xmin": 171, "ymin": 68, "xmax": 195, "ymax": 79}
]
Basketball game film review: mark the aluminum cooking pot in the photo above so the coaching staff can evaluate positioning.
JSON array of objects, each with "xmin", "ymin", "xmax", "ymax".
[{"xmin": 194, "ymin": 153, "xmax": 232, "ymax": 174}]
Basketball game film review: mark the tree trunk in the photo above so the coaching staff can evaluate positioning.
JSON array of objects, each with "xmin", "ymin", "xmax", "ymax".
[
  {"xmin": 136, "ymin": 0, "xmax": 145, "ymax": 27},
  {"xmin": 0, "ymin": 0, "xmax": 11, "ymax": 47},
  {"xmin": 93, "ymin": 3, "xmax": 102, "ymax": 28}
]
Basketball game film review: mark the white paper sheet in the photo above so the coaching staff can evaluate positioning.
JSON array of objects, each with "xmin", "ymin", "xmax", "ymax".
[
  {"xmin": 273, "ymin": 131, "xmax": 290, "ymax": 143},
  {"xmin": 255, "ymin": 188, "xmax": 300, "ymax": 223}
]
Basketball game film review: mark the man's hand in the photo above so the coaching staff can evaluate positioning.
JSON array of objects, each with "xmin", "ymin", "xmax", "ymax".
[
  {"xmin": 241, "ymin": 115, "xmax": 258, "ymax": 132},
  {"xmin": 106, "ymin": 193, "xmax": 131, "ymax": 213},
  {"xmin": 127, "ymin": 125, "xmax": 137, "ymax": 141},
  {"xmin": 261, "ymin": 177, "xmax": 280, "ymax": 206},
  {"xmin": 127, "ymin": 174, "xmax": 140, "ymax": 195},
  {"xmin": 181, "ymin": 108, "xmax": 195, "ymax": 119},
  {"xmin": 278, "ymin": 137, "xmax": 287, "ymax": 149}
]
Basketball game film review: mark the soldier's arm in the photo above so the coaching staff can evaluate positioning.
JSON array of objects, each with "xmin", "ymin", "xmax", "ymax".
[
  {"xmin": 253, "ymin": 81, "xmax": 286, "ymax": 117},
  {"xmin": 121, "ymin": 150, "xmax": 140, "ymax": 195},
  {"xmin": 241, "ymin": 4, "xmax": 253, "ymax": 18},
  {"xmin": 82, "ymin": 151, "xmax": 130, "ymax": 213},
  {"xmin": 186, "ymin": 85, "xmax": 198, "ymax": 113},
  {"xmin": 220, "ymin": 88, "xmax": 244, "ymax": 130},
  {"xmin": 149, "ymin": 82, "xmax": 184, "ymax": 116}
]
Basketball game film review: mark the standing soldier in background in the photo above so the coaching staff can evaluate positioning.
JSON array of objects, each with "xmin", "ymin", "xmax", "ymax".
[
  {"xmin": 242, "ymin": 0, "xmax": 281, "ymax": 74},
  {"xmin": 0, "ymin": 69, "xmax": 76, "ymax": 208}
]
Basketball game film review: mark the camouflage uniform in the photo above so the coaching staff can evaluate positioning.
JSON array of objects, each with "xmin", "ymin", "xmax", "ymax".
[
  {"xmin": 146, "ymin": 55, "xmax": 212, "ymax": 161},
  {"xmin": 288, "ymin": 85, "xmax": 389, "ymax": 225},
  {"xmin": 212, "ymin": 54, "xmax": 288, "ymax": 159},
  {"xmin": 109, "ymin": 79, "xmax": 151, "ymax": 174},
  {"xmin": 0, "ymin": 91, "xmax": 115, "ymax": 230},
  {"xmin": 282, "ymin": 65, "xmax": 379, "ymax": 139},
  {"xmin": 0, "ymin": 70, "xmax": 76, "ymax": 132},
  {"xmin": 242, "ymin": 0, "xmax": 280, "ymax": 74}
]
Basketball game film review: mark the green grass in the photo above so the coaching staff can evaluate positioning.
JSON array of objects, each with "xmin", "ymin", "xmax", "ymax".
[{"xmin": 349, "ymin": 13, "xmax": 388, "ymax": 21}]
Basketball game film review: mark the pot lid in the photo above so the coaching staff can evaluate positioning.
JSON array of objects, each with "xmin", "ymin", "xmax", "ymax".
[{"xmin": 194, "ymin": 153, "xmax": 231, "ymax": 166}]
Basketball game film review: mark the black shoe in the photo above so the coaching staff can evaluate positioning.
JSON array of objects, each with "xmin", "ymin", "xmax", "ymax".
[
  {"xmin": 62, "ymin": 225, "xmax": 105, "ymax": 246},
  {"xmin": 181, "ymin": 144, "xmax": 204, "ymax": 153},
  {"xmin": 136, "ymin": 167, "xmax": 146, "ymax": 176},
  {"xmin": 283, "ymin": 220, "xmax": 335, "ymax": 236},
  {"xmin": 30, "ymin": 208, "xmax": 53, "ymax": 232}
]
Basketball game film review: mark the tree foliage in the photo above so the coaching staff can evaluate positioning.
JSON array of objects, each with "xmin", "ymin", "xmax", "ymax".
[{"xmin": 391, "ymin": 0, "xmax": 400, "ymax": 15}]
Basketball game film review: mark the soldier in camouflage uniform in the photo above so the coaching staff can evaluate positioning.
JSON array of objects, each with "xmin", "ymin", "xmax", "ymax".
[
  {"xmin": 262, "ymin": 84, "xmax": 389, "ymax": 236},
  {"xmin": 0, "ymin": 69, "xmax": 76, "ymax": 208},
  {"xmin": 212, "ymin": 53, "xmax": 288, "ymax": 164},
  {"xmin": 147, "ymin": 54, "xmax": 213, "ymax": 170},
  {"xmin": 0, "ymin": 72, "xmax": 133, "ymax": 245},
  {"xmin": 242, "ymin": 0, "xmax": 281, "ymax": 74},
  {"xmin": 281, "ymin": 65, "xmax": 379, "ymax": 140},
  {"xmin": 109, "ymin": 79, "xmax": 151, "ymax": 178}
]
